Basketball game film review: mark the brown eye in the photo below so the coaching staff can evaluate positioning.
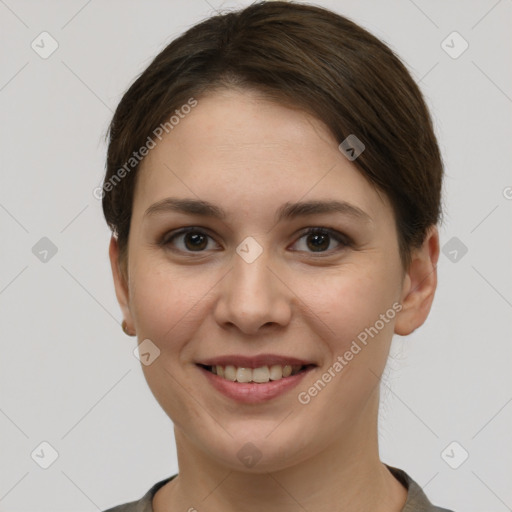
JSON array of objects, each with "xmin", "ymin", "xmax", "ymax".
[
  {"xmin": 291, "ymin": 227, "xmax": 349, "ymax": 254},
  {"xmin": 161, "ymin": 228, "xmax": 218, "ymax": 253},
  {"xmin": 305, "ymin": 232, "xmax": 330, "ymax": 251},
  {"xmin": 182, "ymin": 232, "xmax": 208, "ymax": 251}
]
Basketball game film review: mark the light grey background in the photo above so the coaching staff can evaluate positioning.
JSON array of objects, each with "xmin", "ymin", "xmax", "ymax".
[{"xmin": 1, "ymin": 1, "xmax": 511, "ymax": 511}]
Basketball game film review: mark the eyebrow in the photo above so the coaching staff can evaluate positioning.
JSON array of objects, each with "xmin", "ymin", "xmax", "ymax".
[{"xmin": 143, "ymin": 197, "xmax": 372, "ymax": 224}]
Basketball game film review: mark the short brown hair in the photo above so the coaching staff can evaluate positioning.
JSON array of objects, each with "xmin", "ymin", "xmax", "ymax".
[{"xmin": 102, "ymin": 0, "xmax": 443, "ymax": 274}]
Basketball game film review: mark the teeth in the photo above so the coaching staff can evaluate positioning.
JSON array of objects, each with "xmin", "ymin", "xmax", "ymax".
[
  {"xmin": 224, "ymin": 365, "xmax": 237, "ymax": 381},
  {"xmin": 252, "ymin": 366, "xmax": 270, "ymax": 383},
  {"xmin": 236, "ymin": 367, "xmax": 252, "ymax": 383},
  {"xmin": 282, "ymin": 365, "xmax": 292, "ymax": 378},
  {"xmin": 210, "ymin": 364, "xmax": 303, "ymax": 383},
  {"xmin": 269, "ymin": 364, "xmax": 283, "ymax": 380}
]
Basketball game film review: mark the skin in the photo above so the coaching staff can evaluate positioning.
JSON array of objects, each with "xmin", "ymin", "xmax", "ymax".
[{"xmin": 109, "ymin": 88, "xmax": 440, "ymax": 512}]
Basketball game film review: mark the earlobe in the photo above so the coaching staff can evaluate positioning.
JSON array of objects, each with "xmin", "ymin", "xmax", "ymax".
[
  {"xmin": 394, "ymin": 226, "xmax": 440, "ymax": 336},
  {"xmin": 108, "ymin": 236, "xmax": 135, "ymax": 334}
]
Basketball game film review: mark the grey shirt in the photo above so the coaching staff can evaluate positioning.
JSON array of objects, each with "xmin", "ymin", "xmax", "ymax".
[{"xmin": 103, "ymin": 465, "xmax": 455, "ymax": 512}]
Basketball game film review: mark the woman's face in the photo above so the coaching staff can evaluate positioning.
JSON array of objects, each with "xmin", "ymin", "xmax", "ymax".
[{"xmin": 110, "ymin": 88, "xmax": 430, "ymax": 472}]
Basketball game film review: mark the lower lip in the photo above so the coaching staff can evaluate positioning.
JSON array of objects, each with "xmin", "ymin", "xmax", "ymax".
[{"xmin": 198, "ymin": 365, "xmax": 313, "ymax": 404}]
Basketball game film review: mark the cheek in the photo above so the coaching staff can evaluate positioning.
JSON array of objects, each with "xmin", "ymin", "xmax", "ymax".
[
  {"xmin": 305, "ymin": 262, "xmax": 399, "ymax": 346},
  {"xmin": 128, "ymin": 264, "xmax": 207, "ymax": 428},
  {"xmin": 129, "ymin": 262, "xmax": 201, "ymax": 351},
  {"xmin": 292, "ymin": 264, "xmax": 400, "ymax": 426}
]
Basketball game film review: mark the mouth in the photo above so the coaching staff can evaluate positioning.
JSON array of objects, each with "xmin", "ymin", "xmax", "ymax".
[{"xmin": 197, "ymin": 363, "xmax": 315, "ymax": 384}]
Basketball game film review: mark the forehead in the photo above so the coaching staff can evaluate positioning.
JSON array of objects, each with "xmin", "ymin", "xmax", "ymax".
[{"xmin": 132, "ymin": 89, "xmax": 391, "ymax": 224}]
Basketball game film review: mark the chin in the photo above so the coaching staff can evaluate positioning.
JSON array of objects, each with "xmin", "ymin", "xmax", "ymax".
[{"xmin": 195, "ymin": 424, "xmax": 317, "ymax": 474}]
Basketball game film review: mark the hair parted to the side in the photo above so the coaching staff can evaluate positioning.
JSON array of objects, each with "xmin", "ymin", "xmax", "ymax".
[{"xmin": 102, "ymin": 0, "xmax": 444, "ymax": 279}]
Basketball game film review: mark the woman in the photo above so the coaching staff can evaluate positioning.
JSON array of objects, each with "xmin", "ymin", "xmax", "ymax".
[{"xmin": 101, "ymin": 2, "xmax": 453, "ymax": 511}]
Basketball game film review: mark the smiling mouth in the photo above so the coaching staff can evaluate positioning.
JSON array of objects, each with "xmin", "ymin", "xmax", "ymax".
[{"xmin": 197, "ymin": 364, "xmax": 314, "ymax": 383}]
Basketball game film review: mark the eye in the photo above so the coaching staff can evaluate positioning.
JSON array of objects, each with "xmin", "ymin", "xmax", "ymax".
[
  {"xmin": 159, "ymin": 226, "xmax": 350, "ymax": 256},
  {"xmin": 290, "ymin": 227, "xmax": 350, "ymax": 255},
  {"xmin": 160, "ymin": 227, "xmax": 219, "ymax": 253}
]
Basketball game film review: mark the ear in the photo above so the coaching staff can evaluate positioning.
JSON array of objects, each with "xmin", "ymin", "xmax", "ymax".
[
  {"xmin": 394, "ymin": 225, "xmax": 440, "ymax": 336},
  {"xmin": 108, "ymin": 235, "xmax": 135, "ymax": 334}
]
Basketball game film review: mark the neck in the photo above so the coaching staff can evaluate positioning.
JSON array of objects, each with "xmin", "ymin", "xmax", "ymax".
[{"xmin": 153, "ymin": 392, "xmax": 407, "ymax": 512}]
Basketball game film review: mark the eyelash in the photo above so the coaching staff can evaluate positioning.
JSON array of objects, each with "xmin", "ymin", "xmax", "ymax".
[{"xmin": 159, "ymin": 226, "xmax": 351, "ymax": 256}]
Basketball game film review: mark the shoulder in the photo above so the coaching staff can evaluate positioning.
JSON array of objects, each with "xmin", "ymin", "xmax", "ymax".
[
  {"xmin": 385, "ymin": 464, "xmax": 456, "ymax": 512},
  {"xmin": 102, "ymin": 502, "xmax": 140, "ymax": 512},
  {"xmin": 101, "ymin": 474, "xmax": 177, "ymax": 512}
]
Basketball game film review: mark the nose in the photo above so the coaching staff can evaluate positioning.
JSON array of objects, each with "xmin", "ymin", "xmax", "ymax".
[{"xmin": 213, "ymin": 244, "xmax": 292, "ymax": 335}]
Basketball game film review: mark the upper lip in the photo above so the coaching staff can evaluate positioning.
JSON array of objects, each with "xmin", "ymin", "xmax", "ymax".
[{"xmin": 197, "ymin": 354, "xmax": 316, "ymax": 369}]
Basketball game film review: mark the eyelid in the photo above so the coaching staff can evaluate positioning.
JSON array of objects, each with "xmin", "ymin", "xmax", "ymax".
[{"xmin": 294, "ymin": 226, "xmax": 351, "ymax": 245}]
